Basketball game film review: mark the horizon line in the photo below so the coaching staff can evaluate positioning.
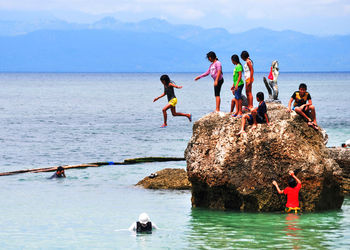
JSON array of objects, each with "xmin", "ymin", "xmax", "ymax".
[{"xmin": 1, "ymin": 71, "xmax": 350, "ymax": 74}]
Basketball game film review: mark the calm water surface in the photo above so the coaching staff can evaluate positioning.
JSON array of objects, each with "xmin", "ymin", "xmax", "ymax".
[{"xmin": 0, "ymin": 73, "xmax": 349, "ymax": 249}]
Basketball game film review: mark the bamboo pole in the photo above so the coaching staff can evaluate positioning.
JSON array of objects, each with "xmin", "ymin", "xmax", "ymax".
[{"xmin": 0, "ymin": 157, "xmax": 185, "ymax": 176}]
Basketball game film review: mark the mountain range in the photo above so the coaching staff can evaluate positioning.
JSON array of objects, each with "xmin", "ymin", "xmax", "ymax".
[{"xmin": 0, "ymin": 16, "xmax": 349, "ymax": 72}]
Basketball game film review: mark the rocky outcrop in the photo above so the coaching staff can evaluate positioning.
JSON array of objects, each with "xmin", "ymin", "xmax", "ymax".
[
  {"xmin": 185, "ymin": 103, "xmax": 344, "ymax": 212},
  {"xmin": 328, "ymin": 147, "xmax": 350, "ymax": 194},
  {"xmin": 136, "ymin": 168, "xmax": 191, "ymax": 190}
]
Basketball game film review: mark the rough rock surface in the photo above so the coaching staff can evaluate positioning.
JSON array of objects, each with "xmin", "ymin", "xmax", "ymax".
[
  {"xmin": 328, "ymin": 147, "xmax": 350, "ymax": 194},
  {"xmin": 136, "ymin": 168, "xmax": 191, "ymax": 190},
  {"xmin": 185, "ymin": 103, "xmax": 344, "ymax": 212}
]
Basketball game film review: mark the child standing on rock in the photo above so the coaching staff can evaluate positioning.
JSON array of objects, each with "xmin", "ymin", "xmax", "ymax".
[
  {"xmin": 194, "ymin": 51, "xmax": 224, "ymax": 112},
  {"xmin": 241, "ymin": 51, "xmax": 254, "ymax": 110},
  {"xmin": 230, "ymin": 54, "xmax": 244, "ymax": 118},
  {"xmin": 153, "ymin": 74, "xmax": 192, "ymax": 128},
  {"xmin": 272, "ymin": 171, "xmax": 302, "ymax": 213}
]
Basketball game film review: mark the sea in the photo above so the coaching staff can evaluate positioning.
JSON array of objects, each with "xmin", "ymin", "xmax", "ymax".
[{"xmin": 0, "ymin": 72, "xmax": 349, "ymax": 249}]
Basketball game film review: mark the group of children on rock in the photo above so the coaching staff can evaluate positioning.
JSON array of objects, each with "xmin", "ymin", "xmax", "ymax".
[
  {"xmin": 154, "ymin": 50, "xmax": 318, "ymax": 133},
  {"xmin": 153, "ymin": 50, "xmax": 319, "ymax": 214}
]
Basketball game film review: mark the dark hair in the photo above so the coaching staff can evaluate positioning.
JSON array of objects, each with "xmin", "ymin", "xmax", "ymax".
[
  {"xmin": 288, "ymin": 177, "xmax": 297, "ymax": 188},
  {"xmin": 231, "ymin": 54, "xmax": 241, "ymax": 66},
  {"xmin": 240, "ymin": 51, "xmax": 250, "ymax": 60},
  {"xmin": 256, "ymin": 92, "xmax": 264, "ymax": 101},
  {"xmin": 299, "ymin": 83, "xmax": 307, "ymax": 90},
  {"xmin": 206, "ymin": 51, "xmax": 217, "ymax": 61},
  {"xmin": 160, "ymin": 74, "xmax": 171, "ymax": 85},
  {"xmin": 57, "ymin": 166, "xmax": 64, "ymax": 172}
]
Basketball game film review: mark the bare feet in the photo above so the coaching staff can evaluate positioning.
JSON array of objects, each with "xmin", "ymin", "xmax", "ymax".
[
  {"xmin": 312, "ymin": 122, "xmax": 319, "ymax": 131},
  {"xmin": 160, "ymin": 124, "xmax": 167, "ymax": 128},
  {"xmin": 237, "ymin": 130, "xmax": 246, "ymax": 135},
  {"xmin": 307, "ymin": 121, "xmax": 318, "ymax": 130}
]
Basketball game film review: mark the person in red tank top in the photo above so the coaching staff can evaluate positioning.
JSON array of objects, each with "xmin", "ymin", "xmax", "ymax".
[{"xmin": 272, "ymin": 171, "xmax": 302, "ymax": 213}]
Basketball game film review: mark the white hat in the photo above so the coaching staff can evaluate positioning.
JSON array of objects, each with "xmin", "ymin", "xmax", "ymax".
[{"xmin": 139, "ymin": 213, "xmax": 150, "ymax": 224}]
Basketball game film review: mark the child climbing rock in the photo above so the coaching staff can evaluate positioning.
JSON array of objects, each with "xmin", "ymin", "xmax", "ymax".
[{"xmin": 272, "ymin": 170, "xmax": 302, "ymax": 213}]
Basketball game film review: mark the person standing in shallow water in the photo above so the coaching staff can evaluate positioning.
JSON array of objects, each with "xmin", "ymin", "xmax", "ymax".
[
  {"xmin": 272, "ymin": 171, "xmax": 302, "ymax": 214},
  {"xmin": 153, "ymin": 74, "xmax": 192, "ymax": 128},
  {"xmin": 241, "ymin": 51, "xmax": 254, "ymax": 110},
  {"xmin": 194, "ymin": 51, "xmax": 224, "ymax": 112},
  {"xmin": 129, "ymin": 213, "xmax": 158, "ymax": 233}
]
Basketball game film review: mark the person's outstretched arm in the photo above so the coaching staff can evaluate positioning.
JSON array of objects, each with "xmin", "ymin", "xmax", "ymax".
[
  {"xmin": 153, "ymin": 93, "xmax": 165, "ymax": 102},
  {"xmin": 195, "ymin": 68, "xmax": 210, "ymax": 81},
  {"xmin": 272, "ymin": 180, "xmax": 284, "ymax": 194},
  {"xmin": 152, "ymin": 222, "xmax": 159, "ymax": 229},
  {"xmin": 169, "ymin": 82, "xmax": 182, "ymax": 89},
  {"xmin": 289, "ymin": 171, "xmax": 301, "ymax": 184}
]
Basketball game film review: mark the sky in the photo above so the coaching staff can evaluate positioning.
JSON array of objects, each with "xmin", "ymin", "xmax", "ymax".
[{"xmin": 0, "ymin": 0, "xmax": 350, "ymax": 35}]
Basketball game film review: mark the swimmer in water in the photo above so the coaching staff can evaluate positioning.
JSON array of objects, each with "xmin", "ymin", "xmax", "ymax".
[
  {"xmin": 129, "ymin": 213, "xmax": 158, "ymax": 233},
  {"xmin": 49, "ymin": 166, "xmax": 66, "ymax": 179}
]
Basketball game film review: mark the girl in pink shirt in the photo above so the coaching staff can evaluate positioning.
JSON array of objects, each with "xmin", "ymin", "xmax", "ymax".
[{"xmin": 194, "ymin": 51, "xmax": 224, "ymax": 112}]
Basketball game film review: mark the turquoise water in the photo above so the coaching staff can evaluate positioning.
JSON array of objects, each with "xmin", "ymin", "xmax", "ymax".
[{"xmin": 0, "ymin": 73, "xmax": 349, "ymax": 249}]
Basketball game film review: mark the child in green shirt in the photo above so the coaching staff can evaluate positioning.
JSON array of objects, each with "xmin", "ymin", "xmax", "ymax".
[{"xmin": 231, "ymin": 54, "xmax": 244, "ymax": 118}]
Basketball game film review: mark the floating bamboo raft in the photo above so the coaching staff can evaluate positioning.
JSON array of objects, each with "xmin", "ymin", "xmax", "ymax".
[{"xmin": 0, "ymin": 157, "xmax": 185, "ymax": 176}]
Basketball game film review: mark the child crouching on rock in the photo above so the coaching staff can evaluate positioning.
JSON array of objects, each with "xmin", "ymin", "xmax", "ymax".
[
  {"xmin": 272, "ymin": 171, "xmax": 302, "ymax": 213},
  {"xmin": 237, "ymin": 92, "xmax": 269, "ymax": 135}
]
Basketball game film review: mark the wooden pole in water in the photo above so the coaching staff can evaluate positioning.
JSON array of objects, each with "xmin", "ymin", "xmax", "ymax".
[{"xmin": 0, "ymin": 157, "xmax": 185, "ymax": 176}]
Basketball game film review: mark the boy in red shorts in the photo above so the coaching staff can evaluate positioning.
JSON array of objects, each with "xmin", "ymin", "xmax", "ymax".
[{"xmin": 272, "ymin": 171, "xmax": 302, "ymax": 213}]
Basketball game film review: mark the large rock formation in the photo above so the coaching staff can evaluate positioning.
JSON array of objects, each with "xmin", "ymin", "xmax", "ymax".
[
  {"xmin": 185, "ymin": 103, "xmax": 344, "ymax": 212},
  {"xmin": 327, "ymin": 147, "xmax": 350, "ymax": 194}
]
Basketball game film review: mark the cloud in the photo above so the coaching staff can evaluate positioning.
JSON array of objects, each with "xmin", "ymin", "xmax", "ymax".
[
  {"xmin": 0, "ymin": 0, "xmax": 349, "ymax": 35},
  {"xmin": 1, "ymin": 0, "xmax": 349, "ymax": 17}
]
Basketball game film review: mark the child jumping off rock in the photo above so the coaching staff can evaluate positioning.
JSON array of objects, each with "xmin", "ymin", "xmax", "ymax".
[
  {"xmin": 272, "ymin": 171, "xmax": 302, "ymax": 213},
  {"xmin": 153, "ymin": 75, "xmax": 192, "ymax": 128},
  {"xmin": 237, "ymin": 92, "xmax": 269, "ymax": 135}
]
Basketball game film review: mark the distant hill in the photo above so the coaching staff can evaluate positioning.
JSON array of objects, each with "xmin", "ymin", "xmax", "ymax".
[{"xmin": 0, "ymin": 17, "xmax": 349, "ymax": 72}]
